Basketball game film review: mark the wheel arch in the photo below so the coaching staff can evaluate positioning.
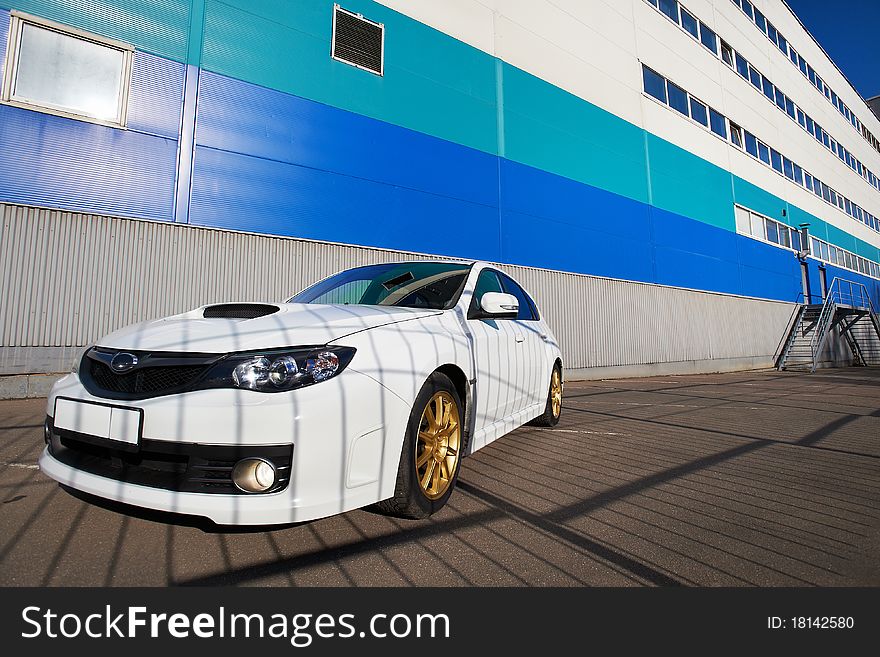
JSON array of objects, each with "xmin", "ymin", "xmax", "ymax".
[{"xmin": 433, "ymin": 363, "xmax": 472, "ymax": 454}]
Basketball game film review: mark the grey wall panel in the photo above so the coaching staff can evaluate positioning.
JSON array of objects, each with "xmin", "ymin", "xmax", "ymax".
[{"xmin": 2, "ymin": 203, "xmax": 798, "ymax": 376}]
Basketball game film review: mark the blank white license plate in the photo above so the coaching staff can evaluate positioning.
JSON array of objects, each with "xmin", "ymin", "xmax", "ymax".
[{"xmin": 54, "ymin": 397, "xmax": 143, "ymax": 447}]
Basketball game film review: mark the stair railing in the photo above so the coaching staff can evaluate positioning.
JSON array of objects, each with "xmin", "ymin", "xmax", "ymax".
[{"xmin": 810, "ymin": 278, "xmax": 877, "ymax": 372}]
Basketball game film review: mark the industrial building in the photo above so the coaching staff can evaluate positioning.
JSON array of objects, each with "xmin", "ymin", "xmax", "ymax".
[{"xmin": 1, "ymin": 0, "xmax": 879, "ymax": 388}]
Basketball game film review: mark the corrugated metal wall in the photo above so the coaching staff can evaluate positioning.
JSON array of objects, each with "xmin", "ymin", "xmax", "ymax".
[{"xmin": 1, "ymin": 203, "xmax": 798, "ymax": 377}]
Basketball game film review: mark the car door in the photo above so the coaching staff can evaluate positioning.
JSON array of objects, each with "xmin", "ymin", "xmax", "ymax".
[
  {"xmin": 467, "ymin": 269, "xmax": 522, "ymax": 437},
  {"xmin": 497, "ymin": 272, "xmax": 547, "ymax": 412}
]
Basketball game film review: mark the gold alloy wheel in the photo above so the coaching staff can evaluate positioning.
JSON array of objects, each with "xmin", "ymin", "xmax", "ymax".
[
  {"xmin": 551, "ymin": 369, "xmax": 562, "ymax": 418},
  {"xmin": 415, "ymin": 391, "xmax": 461, "ymax": 500}
]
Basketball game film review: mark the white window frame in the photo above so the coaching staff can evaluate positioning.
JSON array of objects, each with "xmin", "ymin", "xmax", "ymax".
[
  {"xmin": 1, "ymin": 11, "xmax": 134, "ymax": 128},
  {"xmin": 331, "ymin": 4, "xmax": 385, "ymax": 77}
]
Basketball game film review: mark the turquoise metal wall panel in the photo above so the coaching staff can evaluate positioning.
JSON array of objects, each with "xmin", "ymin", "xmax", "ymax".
[
  {"xmin": 732, "ymin": 176, "xmax": 788, "ymax": 225},
  {"xmin": 0, "ymin": 0, "xmax": 191, "ymax": 60},
  {"xmin": 200, "ymin": 0, "xmax": 498, "ymax": 155},
  {"xmin": 501, "ymin": 64, "xmax": 650, "ymax": 205},
  {"xmin": 646, "ymin": 134, "xmax": 735, "ymax": 232}
]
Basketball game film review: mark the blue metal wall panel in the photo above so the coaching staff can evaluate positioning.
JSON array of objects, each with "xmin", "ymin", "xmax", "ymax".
[
  {"xmin": 188, "ymin": 145, "xmax": 502, "ymax": 261},
  {"xmin": 499, "ymin": 208, "xmax": 656, "ymax": 283},
  {"xmin": 0, "ymin": 105, "xmax": 177, "ymax": 220},
  {"xmin": 498, "ymin": 158, "xmax": 651, "ymax": 241},
  {"xmin": 195, "ymin": 71, "xmax": 498, "ymax": 208},
  {"xmin": 127, "ymin": 51, "xmax": 186, "ymax": 138},
  {"xmin": 735, "ymin": 236, "xmax": 803, "ymax": 301}
]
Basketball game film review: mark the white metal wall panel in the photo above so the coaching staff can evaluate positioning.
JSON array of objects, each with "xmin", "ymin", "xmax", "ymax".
[{"xmin": 1, "ymin": 204, "xmax": 795, "ymax": 375}]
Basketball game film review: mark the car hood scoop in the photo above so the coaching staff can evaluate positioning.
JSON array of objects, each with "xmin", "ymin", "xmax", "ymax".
[{"xmin": 203, "ymin": 303, "xmax": 279, "ymax": 319}]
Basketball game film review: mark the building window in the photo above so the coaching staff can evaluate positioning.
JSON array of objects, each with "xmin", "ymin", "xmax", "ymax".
[
  {"xmin": 331, "ymin": 5, "xmax": 384, "ymax": 76},
  {"xmin": 667, "ymin": 81, "xmax": 689, "ymax": 115},
  {"xmin": 680, "ymin": 8, "xmax": 698, "ymax": 38},
  {"xmin": 1, "ymin": 12, "xmax": 133, "ymax": 126},
  {"xmin": 709, "ymin": 107, "xmax": 727, "ymax": 138},
  {"xmin": 642, "ymin": 65, "xmax": 667, "ymax": 103},
  {"xmin": 689, "ymin": 97, "xmax": 708, "ymax": 126},
  {"xmin": 699, "ymin": 22, "xmax": 718, "ymax": 53}
]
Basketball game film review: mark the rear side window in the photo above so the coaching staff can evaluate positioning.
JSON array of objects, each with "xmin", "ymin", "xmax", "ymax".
[{"xmin": 499, "ymin": 273, "xmax": 539, "ymax": 321}]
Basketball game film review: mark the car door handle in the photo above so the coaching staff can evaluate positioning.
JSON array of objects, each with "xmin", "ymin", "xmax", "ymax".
[
  {"xmin": 515, "ymin": 335, "xmax": 525, "ymax": 343},
  {"xmin": 540, "ymin": 333, "xmax": 549, "ymax": 341}
]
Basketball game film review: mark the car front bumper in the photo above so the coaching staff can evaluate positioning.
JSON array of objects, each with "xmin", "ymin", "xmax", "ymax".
[{"xmin": 40, "ymin": 368, "xmax": 412, "ymax": 525}]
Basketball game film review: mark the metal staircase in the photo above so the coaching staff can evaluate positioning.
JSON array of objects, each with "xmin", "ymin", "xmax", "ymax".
[{"xmin": 777, "ymin": 278, "xmax": 880, "ymax": 372}]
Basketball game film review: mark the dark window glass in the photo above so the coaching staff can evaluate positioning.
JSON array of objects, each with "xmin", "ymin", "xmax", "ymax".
[
  {"xmin": 754, "ymin": 8, "xmax": 766, "ymax": 32},
  {"xmin": 784, "ymin": 97, "xmax": 795, "ymax": 119},
  {"xmin": 789, "ymin": 48, "xmax": 799, "ymax": 67},
  {"xmin": 667, "ymin": 81, "xmax": 689, "ymax": 115},
  {"xmin": 680, "ymin": 8, "xmax": 698, "ymax": 38},
  {"xmin": 700, "ymin": 22, "xmax": 718, "ymax": 53},
  {"xmin": 799, "ymin": 57, "xmax": 808, "ymax": 75},
  {"xmin": 822, "ymin": 184, "xmax": 831, "ymax": 202},
  {"xmin": 774, "ymin": 88, "xmax": 786, "ymax": 110},
  {"xmin": 758, "ymin": 142, "xmax": 770, "ymax": 164},
  {"xmin": 648, "ymin": 0, "xmax": 658, "ymax": 6},
  {"xmin": 762, "ymin": 76, "xmax": 775, "ymax": 101},
  {"xmin": 770, "ymin": 149, "xmax": 783, "ymax": 173},
  {"xmin": 792, "ymin": 163, "xmax": 802, "ymax": 185},
  {"xmin": 721, "ymin": 40, "xmax": 733, "ymax": 65},
  {"xmin": 741, "ymin": 0, "xmax": 754, "ymax": 19},
  {"xmin": 749, "ymin": 65, "xmax": 761, "ymax": 89},
  {"xmin": 709, "ymin": 107, "xmax": 727, "ymax": 138},
  {"xmin": 805, "ymin": 116, "xmax": 814, "ymax": 134},
  {"xmin": 804, "ymin": 172, "xmax": 813, "ymax": 190},
  {"xmin": 783, "ymin": 157, "xmax": 794, "ymax": 179},
  {"xmin": 822, "ymin": 131, "xmax": 830, "ymax": 148},
  {"xmin": 796, "ymin": 109, "xmax": 806, "ymax": 128},
  {"xmin": 812, "ymin": 177, "xmax": 821, "ymax": 196},
  {"xmin": 744, "ymin": 131, "xmax": 758, "ymax": 156},
  {"xmin": 642, "ymin": 65, "xmax": 667, "ymax": 103},
  {"xmin": 689, "ymin": 97, "xmax": 708, "ymax": 125},
  {"xmin": 766, "ymin": 22, "xmax": 778, "ymax": 43},
  {"xmin": 471, "ymin": 269, "xmax": 504, "ymax": 307},
  {"xmin": 766, "ymin": 219, "xmax": 779, "ymax": 244},
  {"xmin": 807, "ymin": 66, "xmax": 816, "ymax": 85},
  {"xmin": 791, "ymin": 229, "xmax": 801, "ymax": 252},
  {"xmin": 290, "ymin": 262, "xmax": 471, "ymax": 310},
  {"xmin": 735, "ymin": 52, "xmax": 748, "ymax": 78},
  {"xmin": 776, "ymin": 33, "xmax": 787, "ymax": 55},
  {"xmin": 499, "ymin": 273, "xmax": 538, "ymax": 321},
  {"xmin": 659, "ymin": 0, "xmax": 678, "ymax": 22}
]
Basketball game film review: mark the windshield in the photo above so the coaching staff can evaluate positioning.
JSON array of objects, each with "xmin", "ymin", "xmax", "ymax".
[{"xmin": 288, "ymin": 262, "xmax": 472, "ymax": 310}]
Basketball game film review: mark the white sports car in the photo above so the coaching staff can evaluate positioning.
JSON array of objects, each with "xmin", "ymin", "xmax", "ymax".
[{"xmin": 40, "ymin": 261, "xmax": 563, "ymax": 525}]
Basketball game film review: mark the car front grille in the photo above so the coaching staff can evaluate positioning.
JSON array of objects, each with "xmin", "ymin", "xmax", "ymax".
[
  {"xmin": 79, "ymin": 348, "xmax": 220, "ymax": 400},
  {"xmin": 88, "ymin": 360, "xmax": 207, "ymax": 395}
]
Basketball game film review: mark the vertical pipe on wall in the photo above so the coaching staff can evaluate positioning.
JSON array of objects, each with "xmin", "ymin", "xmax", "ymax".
[{"xmin": 173, "ymin": 0, "xmax": 206, "ymax": 224}]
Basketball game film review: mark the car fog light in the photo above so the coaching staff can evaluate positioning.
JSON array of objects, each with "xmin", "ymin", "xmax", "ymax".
[
  {"xmin": 232, "ymin": 458, "xmax": 277, "ymax": 493},
  {"xmin": 44, "ymin": 419, "xmax": 52, "ymax": 443}
]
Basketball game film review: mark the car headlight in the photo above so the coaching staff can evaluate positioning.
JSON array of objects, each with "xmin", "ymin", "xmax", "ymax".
[{"xmin": 200, "ymin": 346, "xmax": 356, "ymax": 393}]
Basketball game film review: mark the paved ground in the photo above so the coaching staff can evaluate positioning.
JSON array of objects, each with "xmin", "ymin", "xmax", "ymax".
[{"xmin": 1, "ymin": 368, "xmax": 879, "ymax": 586}]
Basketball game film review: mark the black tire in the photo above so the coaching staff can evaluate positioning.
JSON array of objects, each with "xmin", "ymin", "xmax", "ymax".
[
  {"xmin": 529, "ymin": 363, "xmax": 563, "ymax": 427},
  {"xmin": 376, "ymin": 372, "xmax": 466, "ymax": 519}
]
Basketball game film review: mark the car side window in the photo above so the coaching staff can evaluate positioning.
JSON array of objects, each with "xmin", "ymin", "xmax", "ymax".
[
  {"xmin": 469, "ymin": 269, "xmax": 504, "ymax": 316},
  {"xmin": 499, "ymin": 273, "xmax": 538, "ymax": 321}
]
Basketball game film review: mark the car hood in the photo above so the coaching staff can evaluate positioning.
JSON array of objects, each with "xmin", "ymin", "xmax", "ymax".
[{"xmin": 96, "ymin": 303, "xmax": 443, "ymax": 353}]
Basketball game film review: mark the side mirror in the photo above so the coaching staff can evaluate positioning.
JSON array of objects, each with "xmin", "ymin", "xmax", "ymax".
[{"xmin": 477, "ymin": 292, "xmax": 519, "ymax": 319}]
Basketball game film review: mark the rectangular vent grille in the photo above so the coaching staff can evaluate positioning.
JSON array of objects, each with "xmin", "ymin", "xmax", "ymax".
[{"xmin": 332, "ymin": 5, "xmax": 384, "ymax": 75}]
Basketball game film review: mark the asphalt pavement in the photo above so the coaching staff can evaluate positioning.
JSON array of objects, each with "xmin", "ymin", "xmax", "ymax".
[{"xmin": 2, "ymin": 368, "xmax": 879, "ymax": 586}]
